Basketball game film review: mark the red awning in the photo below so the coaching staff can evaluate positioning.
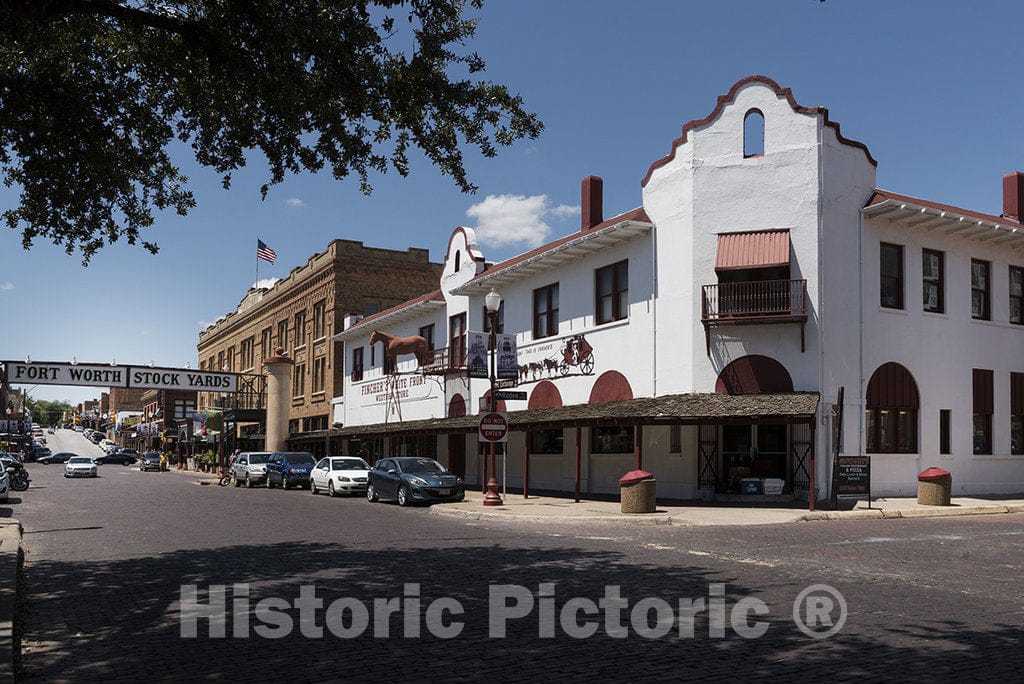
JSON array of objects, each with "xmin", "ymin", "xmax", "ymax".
[{"xmin": 715, "ymin": 230, "xmax": 790, "ymax": 271}]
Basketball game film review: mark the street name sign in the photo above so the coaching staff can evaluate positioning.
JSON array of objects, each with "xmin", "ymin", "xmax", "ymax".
[
  {"xmin": 493, "ymin": 390, "xmax": 527, "ymax": 401},
  {"xmin": 478, "ymin": 411, "xmax": 509, "ymax": 443}
]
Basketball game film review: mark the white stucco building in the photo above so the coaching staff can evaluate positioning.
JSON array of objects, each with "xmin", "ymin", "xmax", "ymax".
[{"xmin": 330, "ymin": 75, "xmax": 1024, "ymax": 503}]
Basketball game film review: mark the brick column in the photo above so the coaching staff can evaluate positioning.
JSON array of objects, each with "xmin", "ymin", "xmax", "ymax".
[{"xmin": 263, "ymin": 347, "xmax": 294, "ymax": 452}]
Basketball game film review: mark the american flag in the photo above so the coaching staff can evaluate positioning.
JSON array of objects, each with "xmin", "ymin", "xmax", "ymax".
[{"xmin": 257, "ymin": 239, "xmax": 277, "ymax": 264}]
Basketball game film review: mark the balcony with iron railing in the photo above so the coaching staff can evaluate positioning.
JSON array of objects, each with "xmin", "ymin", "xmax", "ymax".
[
  {"xmin": 419, "ymin": 345, "xmax": 467, "ymax": 375},
  {"xmin": 701, "ymin": 279, "xmax": 808, "ymax": 353}
]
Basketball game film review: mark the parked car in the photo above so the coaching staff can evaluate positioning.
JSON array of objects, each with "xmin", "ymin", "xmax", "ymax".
[
  {"xmin": 31, "ymin": 446, "xmax": 51, "ymax": 462},
  {"xmin": 95, "ymin": 451, "xmax": 137, "ymax": 466},
  {"xmin": 65, "ymin": 455, "xmax": 98, "ymax": 478},
  {"xmin": 366, "ymin": 457, "xmax": 464, "ymax": 506},
  {"xmin": 38, "ymin": 451, "xmax": 74, "ymax": 465},
  {"xmin": 266, "ymin": 452, "xmax": 317, "ymax": 489},
  {"xmin": 89, "ymin": 433, "xmax": 106, "ymax": 444},
  {"xmin": 310, "ymin": 457, "xmax": 371, "ymax": 497},
  {"xmin": 0, "ymin": 469, "xmax": 9, "ymax": 503},
  {"xmin": 117, "ymin": 448, "xmax": 139, "ymax": 458},
  {"xmin": 139, "ymin": 452, "xmax": 162, "ymax": 472},
  {"xmin": 230, "ymin": 452, "xmax": 271, "ymax": 488}
]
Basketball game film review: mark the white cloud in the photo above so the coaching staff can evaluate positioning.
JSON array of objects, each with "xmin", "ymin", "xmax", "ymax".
[
  {"xmin": 465, "ymin": 194, "xmax": 578, "ymax": 249},
  {"xmin": 0, "ymin": 281, "xmax": 13, "ymax": 291},
  {"xmin": 253, "ymin": 278, "xmax": 279, "ymax": 290},
  {"xmin": 549, "ymin": 204, "xmax": 580, "ymax": 218},
  {"xmin": 284, "ymin": 197, "xmax": 305, "ymax": 208}
]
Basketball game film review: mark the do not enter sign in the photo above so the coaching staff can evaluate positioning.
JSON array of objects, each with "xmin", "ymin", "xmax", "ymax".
[{"xmin": 479, "ymin": 412, "xmax": 509, "ymax": 443}]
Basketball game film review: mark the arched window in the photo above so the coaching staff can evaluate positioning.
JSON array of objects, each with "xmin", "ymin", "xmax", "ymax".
[
  {"xmin": 866, "ymin": 362, "xmax": 919, "ymax": 453},
  {"xmin": 743, "ymin": 109, "xmax": 764, "ymax": 158},
  {"xmin": 448, "ymin": 394, "xmax": 466, "ymax": 418},
  {"xmin": 454, "ymin": 250, "xmax": 461, "ymax": 272}
]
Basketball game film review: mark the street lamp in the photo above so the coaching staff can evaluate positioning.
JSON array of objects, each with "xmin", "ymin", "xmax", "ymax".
[{"xmin": 483, "ymin": 288, "xmax": 503, "ymax": 506}]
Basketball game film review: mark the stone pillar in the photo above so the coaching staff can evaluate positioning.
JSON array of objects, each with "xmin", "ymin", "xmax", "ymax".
[{"xmin": 263, "ymin": 347, "xmax": 294, "ymax": 453}]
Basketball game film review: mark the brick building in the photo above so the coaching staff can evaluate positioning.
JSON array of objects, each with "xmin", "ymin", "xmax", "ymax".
[
  {"xmin": 134, "ymin": 389, "xmax": 198, "ymax": 451},
  {"xmin": 197, "ymin": 239, "xmax": 442, "ymax": 454},
  {"xmin": 109, "ymin": 387, "xmax": 148, "ymax": 413}
]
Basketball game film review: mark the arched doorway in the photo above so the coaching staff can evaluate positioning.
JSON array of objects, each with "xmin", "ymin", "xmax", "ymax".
[
  {"xmin": 714, "ymin": 355, "xmax": 794, "ymax": 493},
  {"xmin": 865, "ymin": 362, "xmax": 919, "ymax": 453}
]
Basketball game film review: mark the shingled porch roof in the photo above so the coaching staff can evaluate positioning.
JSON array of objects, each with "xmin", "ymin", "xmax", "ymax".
[{"xmin": 336, "ymin": 392, "xmax": 820, "ymax": 437}]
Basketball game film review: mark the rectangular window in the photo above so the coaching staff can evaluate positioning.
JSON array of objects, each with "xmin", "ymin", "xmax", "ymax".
[
  {"xmin": 293, "ymin": 363, "xmax": 306, "ymax": 398},
  {"xmin": 278, "ymin": 320, "xmax": 289, "ymax": 352},
  {"xmin": 1010, "ymin": 266, "xmax": 1024, "ymax": 325},
  {"xmin": 239, "ymin": 337, "xmax": 255, "ymax": 369},
  {"xmin": 173, "ymin": 400, "xmax": 196, "ymax": 420},
  {"xmin": 419, "ymin": 324, "xmax": 435, "ymax": 351},
  {"xmin": 922, "ymin": 249, "xmax": 944, "ymax": 313},
  {"xmin": 880, "ymin": 243, "xmax": 903, "ymax": 309},
  {"xmin": 973, "ymin": 368, "xmax": 993, "ymax": 454},
  {"xmin": 351, "ymin": 347, "xmax": 363, "ymax": 382},
  {"xmin": 529, "ymin": 429, "xmax": 564, "ymax": 455},
  {"xmin": 295, "ymin": 311, "xmax": 307, "ymax": 348},
  {"xmin": 226, "ymin": 347, "xmax": 235, "ymax": 372},
  {"xmin": 590, "ymin": 426, "xmax": 634, "ymax": 454},
  {"xmin": 596, "ymin": 260, "xmax": 629, "ymax": 324},
  {"xmin": 1012, "ymin": 373, "xmax": 1024, "ymax": 455},
  {"xmin": 261, "ymin": 327, "xmax": 273, "ymax": 359},
  {"xmin": 939, "ymin": 409, "xmax": 951, "ymax": 455},
  {"xmin": 533, "ymin": 283, "xmax": 559, "ymax": 339},
  {"xmin": 312, "ymin": 356, "xmax": 326, "ymax": 393},
  {"xmin": 288, "ymin": 418, "xmax": 300, "ymax": 435},
  {"xmin": 971, "ymin": 259, "xmax": 991, "ymax": 320},
  {"xmin": 482, "ymin": 302, "xmax": 505, "ymax": 334},
  {"xmin": 449, "ymin": 313, "xmax": 466, "ymax": 366},
  {"xmin": 370, "ymin": 342, "xmax": 376, "ymax": 366},
  {"xmin": 217, "ymin": 351, "xmax": 224, "ymax": 372},
  {"xmin": 313, "ymin": 299, "xmax": 327, "ymax": 339}
]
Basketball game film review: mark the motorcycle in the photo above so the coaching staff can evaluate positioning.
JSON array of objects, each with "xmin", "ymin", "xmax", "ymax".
[{"xmin": 2, "ymin": 461, "xmax": 29, "ymax": 492}]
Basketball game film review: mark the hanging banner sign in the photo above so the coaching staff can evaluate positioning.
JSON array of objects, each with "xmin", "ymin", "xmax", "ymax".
[
  {"xmin": 496, "ymin": 333, "xmax": 518, "ymax": 380},
  {"xmin": 466, "ymin": 332, "xmax": 489, "ymax": 379},
  {"xmin": 3, "ymin": 361, "xmax": 237, "ymax": 392}
]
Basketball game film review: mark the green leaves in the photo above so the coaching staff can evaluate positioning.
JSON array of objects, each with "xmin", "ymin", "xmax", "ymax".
[{"xmin": 0, "ymin": 0, "xmax": 542, "ymax": 263}]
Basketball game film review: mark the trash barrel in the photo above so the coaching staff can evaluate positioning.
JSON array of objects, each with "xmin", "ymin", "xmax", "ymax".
[
  {"xmin": 917, "ymin": 467, "xmax": 952, "ymax": 505},
  {"xmin": 620, "ymin": 469, "xmax": 656, "ymax": 514}
]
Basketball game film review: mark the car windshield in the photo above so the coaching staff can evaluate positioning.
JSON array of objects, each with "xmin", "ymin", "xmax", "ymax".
[
  {"xmin": 68, "ymin": 457, "xmax": 92, "ymax": 464},
  {"xmin": 248, "ymin": 454, "xmax": 268, "ymax": 465},
  {"xmin": 332, "ymin": 458, "xmax": 368, "ymax": 471},
  {"xmin": 400, "ymin": 459, "xmax": 446, "ymax": 474},
  {"xmin": 284, "ymin": 453, "xmax": 316, "ymax": 466}
]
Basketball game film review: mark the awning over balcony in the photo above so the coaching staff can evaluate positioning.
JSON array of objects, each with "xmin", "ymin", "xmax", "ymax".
[{"xmin": 715, "ymin": 230, "xmax": 790, "ymax": 271}]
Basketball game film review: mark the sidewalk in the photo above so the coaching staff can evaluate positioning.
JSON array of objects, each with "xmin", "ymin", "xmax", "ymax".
[
  {"xmin": 428, "ymin": 490, "xmax": 1024, "ymax": 526},
  {"xmin": 163, "ymin": 466, "xmax": 221, "ymax": 484}
]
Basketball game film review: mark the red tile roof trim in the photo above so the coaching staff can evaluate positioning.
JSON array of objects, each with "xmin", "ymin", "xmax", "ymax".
[
  {"xmin": 641, "ymin": 75, "xmax": 877, "ymax": 188},
  {"xmin": 344, "ymin": 289, "xmax": 445, "ymax": 333},
  {"xmin": 867, "ymin": 189, "xmax": 1024, "ymax": 231},
  {"xmin": 459, "ymin": 206, "xmax": 651, "ymax": 287}
]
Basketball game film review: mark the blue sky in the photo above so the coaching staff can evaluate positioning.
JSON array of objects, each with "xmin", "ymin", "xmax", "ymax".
[{"xmin": 3, "ymin": 0, "xmax": 1023, "ymax": 404}]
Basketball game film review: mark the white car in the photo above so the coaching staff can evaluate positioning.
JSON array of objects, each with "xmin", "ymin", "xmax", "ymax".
[
  {"xmin": 65, "ymin": 456, "xmax": 98, "ymax": 478},
  {"xmin": 0, "ymin": 470, "xmax": 9, "ymax": 503},
  {"xmin": 310, "ymin": 457, "xmax": 371, "ymax": 497}
]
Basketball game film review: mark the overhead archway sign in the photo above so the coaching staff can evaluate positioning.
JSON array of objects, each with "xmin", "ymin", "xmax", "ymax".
[{"xmin": 2, "ymin": 361, "xmax": 238, "ymax": 393}]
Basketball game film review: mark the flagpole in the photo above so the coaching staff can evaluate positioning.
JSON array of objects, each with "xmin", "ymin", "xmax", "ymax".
[{"xmin": 255, "ymin": 238, "xmax": 259, "ymax": 290}]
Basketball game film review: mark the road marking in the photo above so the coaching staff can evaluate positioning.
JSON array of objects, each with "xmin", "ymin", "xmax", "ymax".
[{"xmin": 837, "ymin": 531, "xmax": 1024, "ymax": 545}]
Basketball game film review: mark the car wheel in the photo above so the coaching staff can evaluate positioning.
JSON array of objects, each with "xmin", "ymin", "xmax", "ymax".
[
  {"xmin": 245, "ymin": 474, "xmax": 253, "ymax": 489},
  {"xmin": 328, "ymin": 481, "xmax": 336, "ymax": 497},
  {"xmin": 367, "ymin": 483, "xmax": 378, "ymax": 502},
  {"xmin": 282, "ymin": 480, "xmax": 290, "ymax": 490},
  {"xmin": 266, "ymin": 475, "xmax": 274, "ymax": 489},
  {"xmin": 123, "ymin": 459, "xmax": 131, "ymax": 466},
  {"xmin": 310, "ymin": 479, "xmax": 319, "ymax": 495},
  {"xmin": 398, "ymin": 485, "xmax": 409, "ymax": 507}
]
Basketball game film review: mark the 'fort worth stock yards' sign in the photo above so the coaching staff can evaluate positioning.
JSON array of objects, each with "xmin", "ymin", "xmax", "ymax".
[{"xmin": 2, "ymin": 361, "xmax": 238, "ymax": 393}]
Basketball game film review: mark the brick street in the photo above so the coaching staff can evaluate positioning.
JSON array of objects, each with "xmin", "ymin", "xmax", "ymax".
[{"xmin": 13, "ymin": 431, "xmax": 1024, "ymax": 680}]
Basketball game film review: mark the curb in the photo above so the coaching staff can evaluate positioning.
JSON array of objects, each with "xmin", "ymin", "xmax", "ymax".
[
  {"xmin": 428, "ymin": 505, "xmax": 675, "ymax": 525},
  {"xmin": 799, "ymin": 506, "xmax": 1017, "ymax": 521},
  {"xmin": 0, "ymin": 519, "xmax": 21, "ymax": 680}
]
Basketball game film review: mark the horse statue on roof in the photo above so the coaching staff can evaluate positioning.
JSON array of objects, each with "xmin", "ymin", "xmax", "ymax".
[{"xmin": 369, "ymin": 330, "xmax": 432, "ymax": 368}]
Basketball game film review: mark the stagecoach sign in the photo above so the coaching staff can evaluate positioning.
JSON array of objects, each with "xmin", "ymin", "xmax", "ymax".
[{"xmin": 2, "ymin": 361, "xmax": 238, "ymax": 393}]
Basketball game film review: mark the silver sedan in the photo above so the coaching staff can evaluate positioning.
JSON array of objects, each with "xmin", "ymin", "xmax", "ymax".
[{"xmin": 65, "ymin": 456, "xmax": 98, "ymax": 478}]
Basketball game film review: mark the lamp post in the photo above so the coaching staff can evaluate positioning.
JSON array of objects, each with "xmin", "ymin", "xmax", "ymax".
[{"xmin": 483, "ymin": 288, "xmax": 503, "ymax": 506}]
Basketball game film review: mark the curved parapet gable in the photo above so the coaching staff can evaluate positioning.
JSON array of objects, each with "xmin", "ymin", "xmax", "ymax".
[
  {"xmin": 641, "ymin": 75, "xmax": 876, "ymax": 187},
  {"xmin": 441, "ymin": 226, "xmax": 487, "ymax": 298}
]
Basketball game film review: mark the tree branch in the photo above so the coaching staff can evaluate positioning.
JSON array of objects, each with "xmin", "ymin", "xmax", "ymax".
[{"xmin": 9, "ymin": 0, "xmax": 199, "ymax": 36}]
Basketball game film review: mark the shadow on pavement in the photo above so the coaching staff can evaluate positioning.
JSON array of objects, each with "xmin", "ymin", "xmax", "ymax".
[{"xmin": 17, "ymin": 541, "xmax": 1024, "ymax": 680}]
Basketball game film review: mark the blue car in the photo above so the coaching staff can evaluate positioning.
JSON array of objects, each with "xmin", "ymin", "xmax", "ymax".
[
  {"xmin": 266, "ymin": 452, "xmax": 317, "ymax": 489},
  {"xmin": 366, "ymin": 457, "xmax": 465, "ymax": 506}
]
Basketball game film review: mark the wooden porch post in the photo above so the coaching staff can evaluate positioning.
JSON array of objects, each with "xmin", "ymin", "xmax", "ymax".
[
  {"xmin": 575, "ymin": 426, "xmax": 582, "ymax": 503},
  {"xmin": 634, "ymin": 422, "xmax": 643, "ymax": 470},
  {"xmin": 523, "ymin": 431, "xmax": 530, "ymax": 499},
  {"xmin": 809, "ymin": 419, "xmax": 816, "ymax": 512}
]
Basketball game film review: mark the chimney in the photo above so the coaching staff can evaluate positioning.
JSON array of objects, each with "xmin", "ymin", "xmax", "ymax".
[
  {"xmin": 1003, "ymin": 172, "xmax": 1024, "ymax": 223},
  {"xmin": 343, "ymin": 312, "xmax": 364, "ymax": 330},
  {"xmin": 581, "ymin": 176, "xmax": 603, "ymax": 231}
]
